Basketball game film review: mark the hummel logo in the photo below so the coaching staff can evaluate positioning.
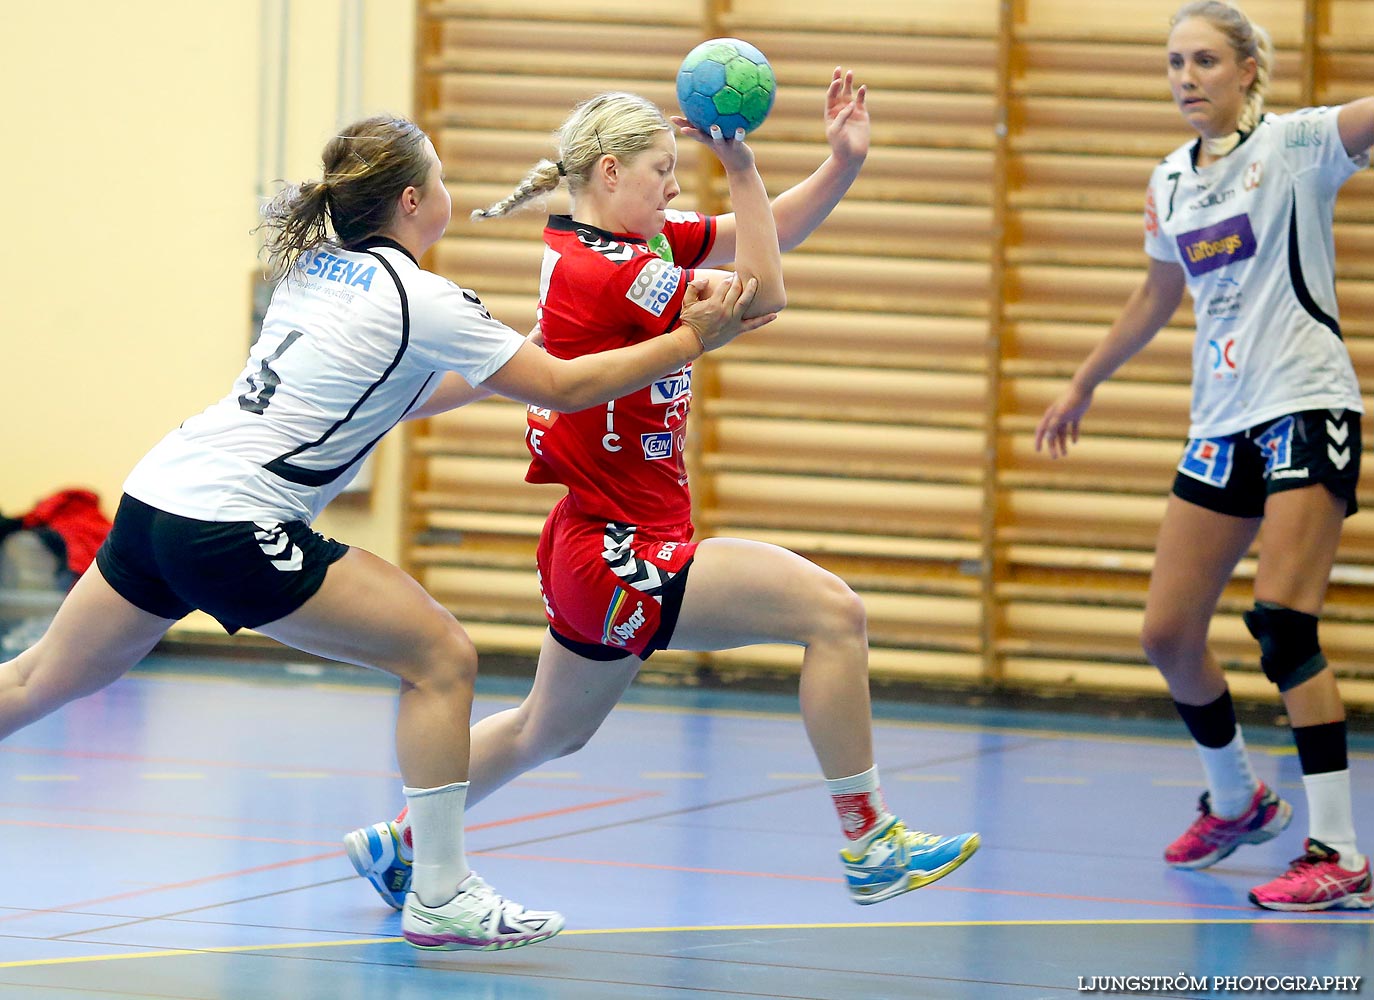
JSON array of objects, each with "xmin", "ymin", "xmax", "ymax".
[
  {"xmin": 577, "ymin": 231, "xmax": 636, "ymax": 262},
  {"xmin": 1327, "ymin": 419, "xmax": 1350, "ymax": 446},
  {"xmin": 254, "ymin": 522, "xmax": 303, "ymax": 572}
]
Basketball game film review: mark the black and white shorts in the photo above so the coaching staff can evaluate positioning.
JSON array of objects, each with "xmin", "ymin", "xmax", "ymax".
[
  {"xmin": 95, "ymin": 494, "xmax": 349, "ymax": 633},
  {"xmin": 1172, "ymin": 409, "xmax": 1361, "ymax": 519}
]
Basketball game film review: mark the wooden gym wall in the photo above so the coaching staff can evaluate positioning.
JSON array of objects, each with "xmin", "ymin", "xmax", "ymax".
[{"xmin": 406, "ymin": 0, "xmax": 1374, "ymax": 705}]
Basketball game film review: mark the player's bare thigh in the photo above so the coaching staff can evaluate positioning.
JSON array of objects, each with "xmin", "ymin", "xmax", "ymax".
[
  {"xmin": 255, "ymin": 547, "xmax": 473, "ymax": 684},
  {"xmin": 1143, "ymin": 495, "xmax": 1258, "ymax": 663},
  {"xmin": 669, "ymin": 537, "xmax": 863, "ymax": 651},
  {"xmin": 1254, "ymin": 485, "xmax": 1346, "ymax": 613}
]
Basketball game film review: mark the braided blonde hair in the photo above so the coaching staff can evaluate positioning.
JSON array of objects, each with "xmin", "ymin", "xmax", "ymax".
[
  {"xmin": 471, "ymin": 92, "xmax": 671, "ymax": 220},
  {"xmin": 1171, "ymin": 1, "xmax": 1273, "ymax": 133}
]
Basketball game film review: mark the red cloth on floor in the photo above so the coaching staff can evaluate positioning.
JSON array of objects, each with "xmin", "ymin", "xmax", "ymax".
[{"xmin": 22, "ymin": 489, "xmax": 112, "ymax": 576}]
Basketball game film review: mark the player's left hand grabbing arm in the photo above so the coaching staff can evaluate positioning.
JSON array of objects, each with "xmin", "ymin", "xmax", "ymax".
[
  {"xmin": 701, "ymin": 67, "xmax": 869, "ymax": 264},
  {"xmin": 1338, "ymin": 97, "xmax": 1374, "ymax": 158}
]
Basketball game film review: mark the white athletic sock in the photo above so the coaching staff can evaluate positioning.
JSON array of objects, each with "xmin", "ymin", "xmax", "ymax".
[
  {"xmin": 1196, "ymin": 729, "xmax": 1260, "ymax": 819},
  {"xmin": 825, "ymin": 765, "xmax": 894, "ymax": 849},
  {"xmin": 1303, "ymin": 770, "xmax": 1363, "ymax": 869},
  {"xmin": 403, "ymin": 781, "xmax": 470, "ymax": 907}
]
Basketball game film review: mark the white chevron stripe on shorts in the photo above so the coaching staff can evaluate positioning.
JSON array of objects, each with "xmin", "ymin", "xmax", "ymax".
[
  {"xmin": 601, "ymin": 524, "xmax": 668, "ymax": 597},
  {"xmin": 254, "ymin": 522, "xmax": 303, "ymax": 572}
]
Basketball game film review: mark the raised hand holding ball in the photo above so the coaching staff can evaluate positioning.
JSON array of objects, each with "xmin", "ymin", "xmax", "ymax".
[{"xmin": 676, "ymin": 38, "xmax": 776, "ymax": 137}]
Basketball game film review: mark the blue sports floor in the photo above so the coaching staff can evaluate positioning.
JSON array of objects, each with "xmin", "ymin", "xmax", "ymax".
[{"xmin": 1, "ymin": 652, "xmax": 1370, "ymax": 999}]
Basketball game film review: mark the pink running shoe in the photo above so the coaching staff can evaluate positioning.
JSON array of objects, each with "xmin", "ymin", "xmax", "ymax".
[
  {"xmin": 1164, "ymin": 784, "xmax": 1292, "ymax": 869},
  {"xmin": 1249, "ymin": 839, "xmax": 1374, "ymax": 911}
]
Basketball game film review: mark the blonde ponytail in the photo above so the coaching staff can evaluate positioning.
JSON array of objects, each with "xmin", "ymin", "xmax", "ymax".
[
  {"xmin": 470, "ymin": 160, "xmax": 562, "ymax": 221},
  {"xmin": 1238, "ymin": 18, "xmax": 1273, "ymax": 133}
]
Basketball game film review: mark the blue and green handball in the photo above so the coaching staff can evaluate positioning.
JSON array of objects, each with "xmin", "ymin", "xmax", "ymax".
[{"xmin": 676, "ymin": 37, "xmax": 776, "ymax": 136}]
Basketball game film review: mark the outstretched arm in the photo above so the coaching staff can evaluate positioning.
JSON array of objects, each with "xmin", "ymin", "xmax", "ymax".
[
  {"xmin": 1034, "ymin": 256, "xmax": 1186, "ymax": 458},
  {"xmin": 405, "ymin": 326, "xmax": 545, "ymax": 419},
  {"xmin": 1338, "ymin": 97, "xmax": 1374, "ymax": 158},
  {"xmin": 700, "ymin": 67, "xmax": 869, "ymax": 263},
  {"xmin": 479, "ymin": 273, "xmax": 774, "ymax": 412}
]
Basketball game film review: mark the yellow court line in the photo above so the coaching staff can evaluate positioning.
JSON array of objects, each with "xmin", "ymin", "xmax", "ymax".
[{"xmin": 4, "ymin": 916, "xmax": 1369, "ymax": 970}]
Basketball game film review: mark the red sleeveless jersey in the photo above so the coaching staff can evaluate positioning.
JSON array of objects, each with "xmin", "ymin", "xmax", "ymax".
[{"xmin": 525, "ymin": 213, "xmax": 716, "ymax": 531}]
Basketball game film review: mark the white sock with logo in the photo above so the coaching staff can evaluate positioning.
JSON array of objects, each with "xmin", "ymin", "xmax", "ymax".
[
  {"xmin": 826, "ymin": 765, "xmax": 894, "ymax": 853},
  {"xmin": 403, "ymin": 781, "xmax": 471, "ymax": 907}
]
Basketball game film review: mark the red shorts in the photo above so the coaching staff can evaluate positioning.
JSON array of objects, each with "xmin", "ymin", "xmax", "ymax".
[{"xmin": 535, "ymin": 495, "xmax": 698, "ymax": 660}]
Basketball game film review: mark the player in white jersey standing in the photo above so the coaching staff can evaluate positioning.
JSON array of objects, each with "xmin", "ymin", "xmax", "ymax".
[
  {"xmin": 0, "ymin": 115, "xmax": 772, "ymax": 950},
  {"xmin": 1036, "ymin": 1, "xmax": 1374, "ymax": 911}
]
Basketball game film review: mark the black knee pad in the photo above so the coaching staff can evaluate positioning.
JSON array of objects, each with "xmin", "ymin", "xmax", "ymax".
[{"xmin": 1242, "ymin": 601, "xmax": 1328, "ymax": 693}]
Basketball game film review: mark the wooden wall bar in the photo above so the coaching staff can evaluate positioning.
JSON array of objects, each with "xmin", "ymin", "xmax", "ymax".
[{"xmin": 408, "ymin": 0, "xmax": 1374, "ymax": 704}]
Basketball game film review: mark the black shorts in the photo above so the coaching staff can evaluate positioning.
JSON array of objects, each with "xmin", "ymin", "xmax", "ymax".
[
  {"xmin": 95, "ymin": 494, "xmax": 349, "ymax": 633},
  {"xmin": 1172, "ymin": 409, "xmax": 1362, "ymax": 518}
]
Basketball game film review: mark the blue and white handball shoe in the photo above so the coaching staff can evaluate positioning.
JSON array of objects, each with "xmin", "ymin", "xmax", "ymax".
[
  {"xmin": 841, "ymin": 818, "xmax": 980, "ymax": 904},
  {"xmin": 343, "ymin": 820, "xmax": 413, "ymax": 911}
]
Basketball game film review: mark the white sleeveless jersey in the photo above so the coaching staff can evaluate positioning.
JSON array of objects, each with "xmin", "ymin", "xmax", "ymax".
[
  {"xmin": 1143, "ymin": 106, "xmax": 1367, "ymax": 438},
  {"xmin": 124, "ymin": 239, "xmax": 524, "ymax": 522}
]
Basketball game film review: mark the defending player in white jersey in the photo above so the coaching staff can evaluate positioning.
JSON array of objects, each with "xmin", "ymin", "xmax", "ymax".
[
  {"xmin": 1036, "ymin": 1, "xmax": 1374, "ymax": 911},
  {"xmin": 0, "ymin": 114, "xmax": 773, "ymax": 951}
]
